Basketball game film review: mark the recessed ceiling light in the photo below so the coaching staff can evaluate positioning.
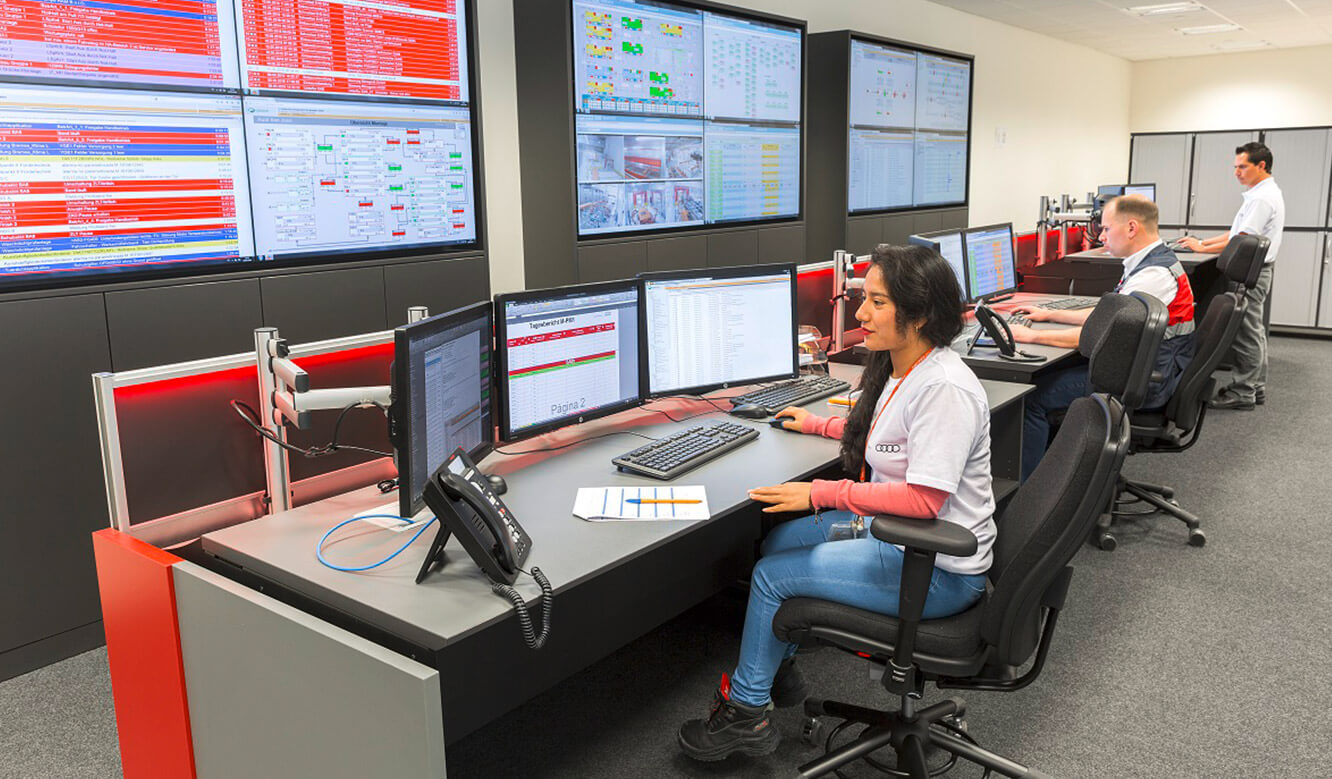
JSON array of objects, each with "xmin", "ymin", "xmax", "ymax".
[
  {"xmin": 1177, "ymin": 23, "xmax": 1243, "ymax": 34},
  {"xmin": 1213, "ymin": 39, "xmax": 1270, "ymax": 50},
  {"xmin": 1125, "ymin": 2, "xmax": 1205, "ymax": 16}
]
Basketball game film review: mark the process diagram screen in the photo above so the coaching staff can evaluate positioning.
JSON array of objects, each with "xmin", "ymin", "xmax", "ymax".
[
  {"xmin": 848, "ymin": 39, "xmax": 971, "ymax": 213},
  {"xmin": 245, "ymin": 98, "xmax": 476, "ymax": 256},
  {"xmin": 571, "ymin": 0, "xmax": 801, "ymax": 236}
]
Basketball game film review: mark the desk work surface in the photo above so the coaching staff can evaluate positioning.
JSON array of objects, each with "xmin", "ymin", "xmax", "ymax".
[
  {"xmin": 950, "ymin": 293, "xmax": 1084, "ymax": 380},
  {"xmin": 1063, "ymin": 247, "xmax": 1214, "ymax": 270},
  {"xmin": 203, "ymin": 363, "xmax": 1032, "ymax": 651}
]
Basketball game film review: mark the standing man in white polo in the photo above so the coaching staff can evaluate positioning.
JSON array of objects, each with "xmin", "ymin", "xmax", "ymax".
[{"xmin": 1177, "ymin": 141, "xmax": 1284, "ymax": 410}]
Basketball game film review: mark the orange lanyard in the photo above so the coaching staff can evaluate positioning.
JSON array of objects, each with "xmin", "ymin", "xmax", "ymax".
[{"xmin": 860, "ymin": 349, "xmax": 932, "ymax": 482}]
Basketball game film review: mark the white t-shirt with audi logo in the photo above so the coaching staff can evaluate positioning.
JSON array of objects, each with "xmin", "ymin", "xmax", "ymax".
[{"xmin": 865, "ymin": 347, "xmax": 995, "ymax": 575}]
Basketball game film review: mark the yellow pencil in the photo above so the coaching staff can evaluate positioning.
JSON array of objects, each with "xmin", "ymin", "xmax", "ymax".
[
  {"xmin": 625, "ymin": 498, "xmax": 702, "ymax": 504},
  {"xmin": 827, "ymin": 397, "xmax": 855, "ymax": 407}
]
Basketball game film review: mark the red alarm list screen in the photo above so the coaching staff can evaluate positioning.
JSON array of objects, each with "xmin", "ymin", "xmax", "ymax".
[{"xmin": 237, "ymin": 0, "xmax": 466, "ymax": 102}]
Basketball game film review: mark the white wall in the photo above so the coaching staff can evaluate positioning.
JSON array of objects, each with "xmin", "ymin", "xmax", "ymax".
[
  {"xmin": 475, "ymin": 0, "xmax": 1133, "ymax": 293},
  {"xmin": 1131, "ymin": 44, "xmax": 1332, "ymax": 133}
]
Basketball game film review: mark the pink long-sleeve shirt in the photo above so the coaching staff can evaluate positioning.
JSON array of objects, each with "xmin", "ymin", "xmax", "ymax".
[{"xmin": 800, "ymin": 413, "xmax": 949, "ymax": 519}]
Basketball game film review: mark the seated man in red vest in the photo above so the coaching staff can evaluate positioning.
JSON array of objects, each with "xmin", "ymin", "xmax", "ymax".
[{"xmin": 1008, "ymin": 194, "xmax": 1196, "ymax": 481}]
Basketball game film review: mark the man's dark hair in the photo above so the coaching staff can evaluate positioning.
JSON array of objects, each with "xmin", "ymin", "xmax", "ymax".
[
  {"xmin": 838, "ymin": 244, "xmax": 965, "ymax": 475},
  {"xmin": 1236, "ymin": 141, "xmax": 1273, "ymax": 173}
]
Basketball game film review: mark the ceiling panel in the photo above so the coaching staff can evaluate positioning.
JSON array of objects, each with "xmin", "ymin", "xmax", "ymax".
[{"xmin": 927, "ymin": 0, "xmax": 1332, "ymax": 60}]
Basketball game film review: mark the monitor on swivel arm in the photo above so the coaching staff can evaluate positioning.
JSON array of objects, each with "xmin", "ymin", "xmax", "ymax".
[{"xmin": 392, "ymin": 302, "xmax": 495, "ymax": 520}]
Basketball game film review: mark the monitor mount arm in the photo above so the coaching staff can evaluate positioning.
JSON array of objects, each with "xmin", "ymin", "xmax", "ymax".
[
  {"xmin": 1036, "ymin": 193, "xmax": 1097, "ymax": 265},
  {"xmin": 251, "ymin": 306, "xmax": 427, "ymax": 513},
  {"xmin": 831, "ymin": 249, "xmax": 868, "ymax": 354}
]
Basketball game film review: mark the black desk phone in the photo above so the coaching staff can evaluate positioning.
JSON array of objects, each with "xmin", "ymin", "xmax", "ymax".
[
  {"xmin": 418, "ymin": 447, "xmax": 551, "ymax": 649},
  {"xmin": 969, "ymin": 303, "xmax": 1046, "ymax": 363}
]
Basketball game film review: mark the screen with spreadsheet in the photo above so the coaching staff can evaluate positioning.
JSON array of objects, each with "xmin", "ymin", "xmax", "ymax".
[
  {"xmin": 908, "ymin": 230, "xmax": 968, "ymax": 301},
  {"xmin": 848, "ymin": 37, "xmax": 972, "ymax": 213},
  {"xmin": 393, "ymin": 301, "xmax": 493, "ymax": 519},
  {"xmin": 640, "ymin": 263, "xmax": 797, "ymax": 397},
  {"xmin": 570, "ymin": 0, "xmax": 802, "ymax": 237},
  {"xmin": 963, "ymin": 223, "xmax": 1018, "ymax": 302},
  {"xmin": 0, "ymin": 0, "xmax": 481, "ymax": 292},
  {"xmin": 1123, "ymin": 183, "xmax": 1156, "ymax": 201},
  {"xmin": 495, "ymin": 281, "xmax": 641, "ymax": 441}
]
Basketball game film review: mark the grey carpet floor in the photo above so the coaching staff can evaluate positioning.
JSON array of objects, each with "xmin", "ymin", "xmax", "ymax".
[{"xmin": 5, "ymin": 335, "xmax": 1329, "ymax": 778}]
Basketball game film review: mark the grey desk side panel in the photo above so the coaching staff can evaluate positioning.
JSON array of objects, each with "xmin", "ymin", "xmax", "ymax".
[{"xmin": 173, "ymin": 562, "xmax": 445, "ymax": 779}]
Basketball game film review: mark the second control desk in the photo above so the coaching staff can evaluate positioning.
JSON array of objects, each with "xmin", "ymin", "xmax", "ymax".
[{"xmin": 200, "ymin": 363, "xmax": 1032, "ymax": 764}]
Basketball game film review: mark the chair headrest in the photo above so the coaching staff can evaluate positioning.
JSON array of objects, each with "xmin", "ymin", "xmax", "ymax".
[
  {"xmin": 1216, "ymin": 233, "xmax": 1269, "ymax": 288},
  {"xmin": 1078, "ymin": 292, "xmax": 1168, "ymax": 408}
]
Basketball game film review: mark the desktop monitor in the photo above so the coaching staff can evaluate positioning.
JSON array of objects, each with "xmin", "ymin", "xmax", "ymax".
[
  {"xmin": 1123, "ymin": 183, "xmax": 1157, "ymax": 201},
  {"xmin": 1097, "ymin": 184, "xmax": 1125, "ymax": 198},
  {"xmin": 908, "ymin": 230, "xmax": 969, "ymax": 301},
  {"xmin": 494, "ymin": 280, "xmax": 642, "ymax": 441},
  {"xmin": 639, "ymin": 263, "xmax": 798, "ymax": 397},
  {"xmin": 392, "ymin": 301, "xmax": 495, "ymax": 519},
  {"xmin": 962, "ymin": 223, "xmax": 1019, "ymax": 302}
]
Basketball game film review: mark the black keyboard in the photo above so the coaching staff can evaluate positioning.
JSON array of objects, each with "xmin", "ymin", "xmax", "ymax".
[
  {"xmin": 612, "ymin": 421, "xmax": 759, "ymax": 480},
  {"xmin": 1038, "ymin": 296, "xmax": 1098, "ymax": 311},
  {"xmin": 1007, "ymin": 313, "xmax": 1032, "ymax": 327},
  {"xmin": 729, "ymin": 374, "xmax": 851, "ymax": 414}
]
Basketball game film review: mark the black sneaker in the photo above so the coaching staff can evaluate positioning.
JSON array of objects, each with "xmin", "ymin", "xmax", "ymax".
[
  {"xmin": 678, "ymin": 674, "xmax": 780, "ymax": 761},
  {"xmin": 771, "ymin": 657, "xmax": 809, "ymax": 708},
  {"xmin": 1208, "ymin": 392, "xmax": 1255, "ymax": 411}
]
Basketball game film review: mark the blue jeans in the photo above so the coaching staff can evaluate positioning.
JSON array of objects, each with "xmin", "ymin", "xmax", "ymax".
[
  {"xmin": 1021, "ymin": 366, "xmax": 1092, "ymax": 483},
  {"xmin": 728, "ymin": 511, "xmax": 988, "ymax": 708}
]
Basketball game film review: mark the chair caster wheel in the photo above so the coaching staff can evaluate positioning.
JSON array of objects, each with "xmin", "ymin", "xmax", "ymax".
[
  {"xmin": 1097, "ymin": 533, "xmax": 1117, "ymax": 551},
  {"xmin": 802, "ymin": 716, "xmax": 828, "ymax": 747},
  {"xmin": 1188, "ymin": 529, "xmax": 1206, "ymax": 547}
]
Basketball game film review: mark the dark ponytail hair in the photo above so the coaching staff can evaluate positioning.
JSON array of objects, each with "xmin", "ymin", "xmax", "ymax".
[{"xmin": 839, "ymin": 244, "xmax": 965, "ymax": 475}]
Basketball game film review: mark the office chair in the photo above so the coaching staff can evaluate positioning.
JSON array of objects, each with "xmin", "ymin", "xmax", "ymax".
[
  {"xmin": 1099, "ymin": 234, "xmax": 1270, "ymax": 550},
  {"xmin": 770, "ymin": 294, "xmax": 1163, "ymax": 778}
]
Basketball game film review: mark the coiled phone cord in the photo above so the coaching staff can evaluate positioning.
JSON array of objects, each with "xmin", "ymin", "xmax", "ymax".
[{"xmin": 492, "ymin": 566, "xmax": 553, "ymax": 650}]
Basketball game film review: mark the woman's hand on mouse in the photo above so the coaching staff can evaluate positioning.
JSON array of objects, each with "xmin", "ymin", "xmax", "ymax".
[
  {"xmin": 748, "ymin": 482, "xmax": 813, "ymax": 513},
  {"xmin": 773, "ymin": 406, "xmax": 808, "ymax": 431}
]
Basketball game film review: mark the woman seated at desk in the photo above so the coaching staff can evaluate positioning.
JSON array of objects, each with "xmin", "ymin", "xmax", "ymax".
[{"xmin": 678, "ymin": 245, "xmax": 997, "ymax": 762}]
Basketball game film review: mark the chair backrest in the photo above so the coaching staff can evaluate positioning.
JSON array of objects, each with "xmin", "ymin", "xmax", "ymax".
[
  {"xmin": 1217, "ymin": 233, "xmax": 1269, "ymax": 291},
  {"xmin": 981, "ymin": 395, "xmax": 1129, "ymax": 665},
  {"xmin": 979, "ymin": 294, "xmax": 1163, "ymax": 665},
  {"xmin": 1077, "ymin": 292, "xmax": 1168, "ymax": 410},
  {"xmin": 1163, "ymin": 291, "xmax": 1245, "ymax": 432}
]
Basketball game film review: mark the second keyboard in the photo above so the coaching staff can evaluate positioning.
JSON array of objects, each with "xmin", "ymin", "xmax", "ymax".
[{"xmin": 729, "ymin": 374, "xmax": 851, "ymax": 414}]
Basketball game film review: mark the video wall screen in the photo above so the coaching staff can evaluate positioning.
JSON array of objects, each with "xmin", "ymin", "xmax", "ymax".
[
  {"xmin": 570, "ymin": 0, "xmax": 803, "ymax": 237},
  {"xmin": 0, "ymin": 0, "xmax": 481, "ymax": 292},
  {"xmin": 846, "ymin": 37, "xmax": 971, "ymax": 214}
]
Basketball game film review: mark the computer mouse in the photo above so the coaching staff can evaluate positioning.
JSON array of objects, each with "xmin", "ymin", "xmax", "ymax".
[
  {"xmin": 729, "ymin": 403, "xmax": 770, "ymax": 419},
  {"xmin": 485, "ymin": 473, "xmax": 508, "ymax": 496},
  {"xmin": 769, "ymin": 418, "xmax": 799, "ymax": 431}
]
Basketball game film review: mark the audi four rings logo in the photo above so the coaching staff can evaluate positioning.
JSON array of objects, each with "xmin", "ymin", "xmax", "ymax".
[{"xmin": 875, "ymin": 443, "xmax": 903, "ymax": 454}]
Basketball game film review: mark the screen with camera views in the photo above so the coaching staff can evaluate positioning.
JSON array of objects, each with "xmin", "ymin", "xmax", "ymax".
[
  {"xmin": 847, "ymin": 38, "xmax": 971, "ymax": 213},
  {"xmin": 570, "ymin": 0, "xmax": 801, "ymax": 236}
]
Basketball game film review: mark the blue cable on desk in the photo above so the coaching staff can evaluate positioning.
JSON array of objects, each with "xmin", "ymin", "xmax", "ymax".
[{"xmin": 316, "ymin": 514, "xmax": 436, "ymax": 572}]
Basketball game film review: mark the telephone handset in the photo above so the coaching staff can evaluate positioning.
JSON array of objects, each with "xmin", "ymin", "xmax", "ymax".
[
  {"xmin": 418, "ymin": 447, "xmax": 552, "ymax": 649},
  {"xmin": 969, "ymin": 303, "xmax": 1046, "ymax": 363}
]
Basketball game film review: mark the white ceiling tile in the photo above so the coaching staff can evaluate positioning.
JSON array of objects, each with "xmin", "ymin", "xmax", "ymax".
[{"xmin": 927, "ymin": 0, "xmax": 1332, "ymax": 58}]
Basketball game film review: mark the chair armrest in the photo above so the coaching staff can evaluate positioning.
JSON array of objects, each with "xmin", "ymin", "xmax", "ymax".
[{"xmin": 870, "ymin": 515, "xmax": 978, "ymax": 558}]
